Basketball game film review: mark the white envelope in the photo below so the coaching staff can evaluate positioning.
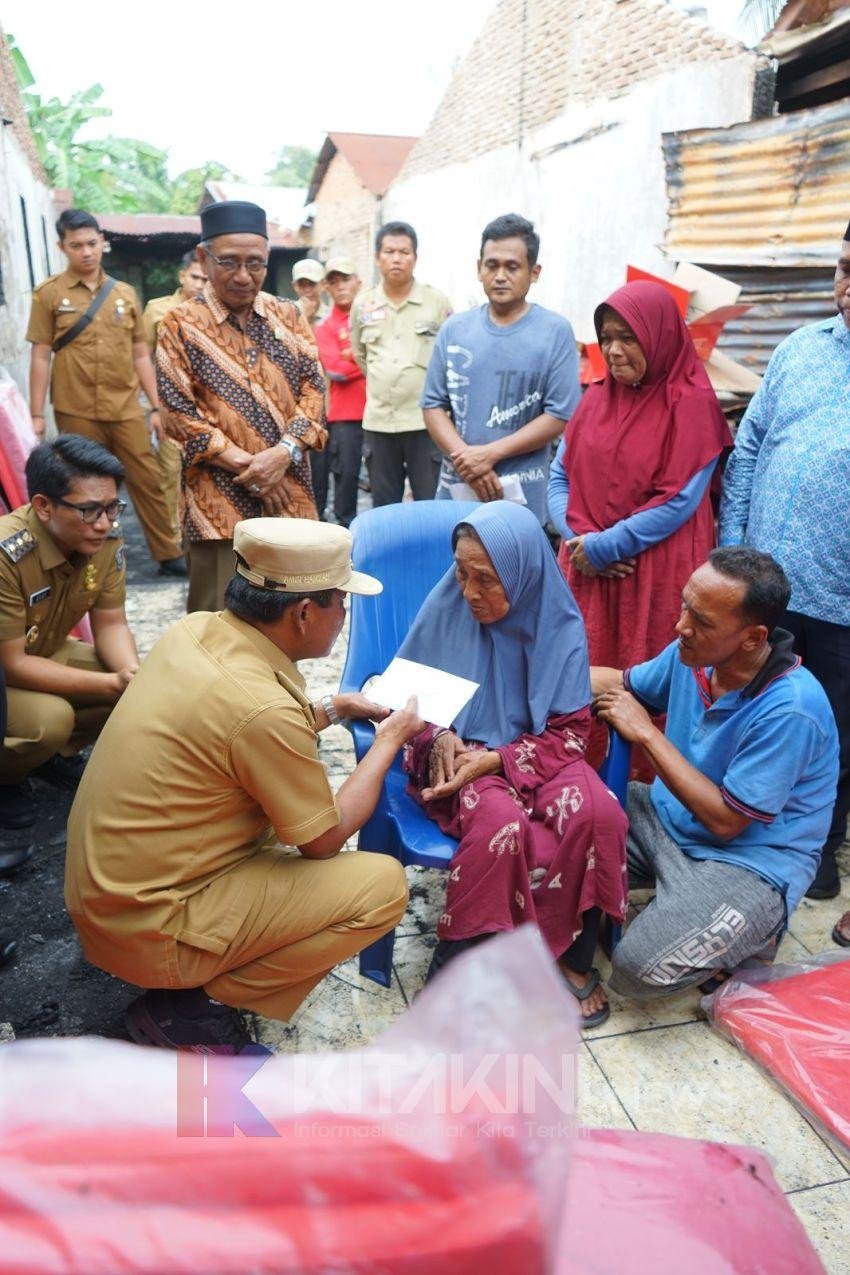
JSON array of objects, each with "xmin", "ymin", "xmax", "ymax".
[
  {"xmin": 448, "ymin": 472, "xmax": 527, "ymax": 505},
  {"xmin": 368, "ymin": 657, "xmax": 479, "ymax": 730}
]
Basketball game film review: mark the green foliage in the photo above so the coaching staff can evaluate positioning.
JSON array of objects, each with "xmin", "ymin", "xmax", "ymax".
[
  {"xmin": 168, "ymin": 162, "xmax": 238, "ymax": 215},
  {"xmin": 7, "ymin": 33, "xmax": 171, "ymax": 212},
  {"xmin": 6, "ymin": 34, "xmax": 240, "ymax": 215},
  {"xmin": 266, "ymin": 144, "xmax": 317, "ymax": 188}
]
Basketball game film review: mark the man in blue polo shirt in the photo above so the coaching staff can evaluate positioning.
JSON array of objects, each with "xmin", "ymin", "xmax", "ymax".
[{"xmin": 592, "ymin": 546, "xmax": 838, "ymax": 999}]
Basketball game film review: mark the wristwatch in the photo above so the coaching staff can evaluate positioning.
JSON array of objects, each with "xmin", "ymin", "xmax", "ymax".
[
  {"xmin": 320, "ymin": 694, "xmax": 340, "ymax": 725},
  {"xmin": 281, "ymin": 436, "xmax": 304, "ymax": 464}
]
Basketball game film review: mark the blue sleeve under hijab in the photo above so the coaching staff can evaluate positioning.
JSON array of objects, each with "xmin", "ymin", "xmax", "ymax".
[
  {"xmin": 583, "ymin": 461, "xmax": 714, "ymax": 568},
  {"xmin": 548, "ymin": 442, "xmax": 713, "ymax": 558}
]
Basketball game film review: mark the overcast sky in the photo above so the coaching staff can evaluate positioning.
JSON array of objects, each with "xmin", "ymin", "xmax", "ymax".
[{"xmin": 3, "ymin": 0, "xmax": 754, "ymax": 184}]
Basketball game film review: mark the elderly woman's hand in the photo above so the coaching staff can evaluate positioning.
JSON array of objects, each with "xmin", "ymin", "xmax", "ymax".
[
  {"xmin": 426, "ymin": 731, "xmax": 469, "ymax": 792},
  {"xmin": 422, "ymin": 748, "xmax": 502, "ymax": 802},
  {"xmin": 566, "ymin": 536, "xmax": 599, "ymax": 577}
]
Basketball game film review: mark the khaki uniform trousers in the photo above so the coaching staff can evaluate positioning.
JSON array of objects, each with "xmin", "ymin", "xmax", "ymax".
[
  {"xmin": 187, "ymin": 539, "xmax": 236, "ymax": 613},
  {"xmin": 157, "ymin": 436, "xmax": 182, "ymax": 545},
  {"xmin": 170, "ymin": 848, "xmax": 408, "ymax": 1020},
  {"xmin": 55, "ymin": 412, "xmax": 181, "ymax": 564},
  {"xmin": 1, "ymin": 639, "xmax": 114, "ymax": 783}
]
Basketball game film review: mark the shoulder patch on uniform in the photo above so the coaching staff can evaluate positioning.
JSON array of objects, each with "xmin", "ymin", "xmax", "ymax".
[
  {"xmin": 0, "ymin": 529, "xmax": 37, "ymax": 563},
  {"xmin": 107, "ymin": 520, "xmax": 123, "ymax": 540}
]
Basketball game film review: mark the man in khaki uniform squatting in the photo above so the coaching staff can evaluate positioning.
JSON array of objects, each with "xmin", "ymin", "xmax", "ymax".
[
  {"xmin": 66, "ymin": 518, "xmax": 422, "ymax": 1052},
  {"xmin": 0, "ymin": 437, "xmax": 139, "ymax": 829},
  {"xmin": 27, "ymin": 208, "xmax": 186, "ymax": 578}
]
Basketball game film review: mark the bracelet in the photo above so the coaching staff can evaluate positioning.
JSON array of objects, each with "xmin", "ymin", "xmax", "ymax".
[{"xmin": 320, "ymin": 694, "xmax": 340, "ymax": 725}]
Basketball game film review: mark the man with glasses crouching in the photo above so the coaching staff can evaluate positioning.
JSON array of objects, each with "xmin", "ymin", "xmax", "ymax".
[
  {"xmin": 0, "ymin": 437, "xmax": 138, "ymax": 828},
  {"xmin": 156, "ymin": 200, "xmax": 328, "ymax": 613}
]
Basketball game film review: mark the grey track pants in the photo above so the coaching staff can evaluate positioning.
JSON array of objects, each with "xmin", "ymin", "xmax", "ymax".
[{"xmin": 609, "ymin": 783, "xmax": 786, "ymax": 1001}]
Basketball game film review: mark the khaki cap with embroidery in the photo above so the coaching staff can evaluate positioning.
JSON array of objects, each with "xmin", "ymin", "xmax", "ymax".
[
  {"xmin": 233, "ymin": 518, "xmax": 382, "ymax": 595},
  {"xmin": 292, "ymin": 259, "xmax": 325, "ymax": 283}
]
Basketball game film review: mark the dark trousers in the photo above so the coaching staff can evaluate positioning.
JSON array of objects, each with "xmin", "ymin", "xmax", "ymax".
[
  {"xmin": 310, "ymin": 422, "xmax": 364, "ymax": 527},
  {"xmin": 364, "ymin": 429, "xmax": 441, "ymax": 507},
  {"xmin": 783, "ymin": 610, "xmax": 850, "ymax": 874}
]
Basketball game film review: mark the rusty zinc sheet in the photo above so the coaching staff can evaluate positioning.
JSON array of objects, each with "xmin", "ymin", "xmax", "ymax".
[
  {"xmin": 715, "ymin": 267, "xmax": 836, "ymax": 376},
  {"xmin": 662, "ymin": 100, "xmax": 850, "ymax": 267}
]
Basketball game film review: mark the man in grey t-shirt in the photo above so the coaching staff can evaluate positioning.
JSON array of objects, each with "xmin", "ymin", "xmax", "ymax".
[{"xmin": 422, "ymin": 213, "xmax": 581, "ymax": 524}]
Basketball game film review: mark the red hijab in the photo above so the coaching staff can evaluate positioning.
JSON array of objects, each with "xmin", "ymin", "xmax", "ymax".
[{"xmin": 564, "ymin": 281, "xmax": 732, "ymax": 534}]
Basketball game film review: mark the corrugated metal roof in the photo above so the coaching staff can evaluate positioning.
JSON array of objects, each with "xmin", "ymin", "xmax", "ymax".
[
  {"xmin": 98, "ymin": 211, "xmax": 300, "ymax": 250},
  {"xmin": 663, "ymin": 99, "xmax": 850, "ymax": 266},
  {"xmin": 715, "ymin": 267, "xmax": 836, "ymax": 374}
]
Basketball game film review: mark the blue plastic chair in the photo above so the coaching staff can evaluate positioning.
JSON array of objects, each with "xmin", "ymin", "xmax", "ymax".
[{"xmin": 339, "ymin": 500, "xmax": 630, "ymax": 986}]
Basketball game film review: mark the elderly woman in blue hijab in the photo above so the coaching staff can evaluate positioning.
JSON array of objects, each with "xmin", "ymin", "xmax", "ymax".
[{"xmin": 400, "ymin": 503, "xmax": 628, "ymax": 1027}]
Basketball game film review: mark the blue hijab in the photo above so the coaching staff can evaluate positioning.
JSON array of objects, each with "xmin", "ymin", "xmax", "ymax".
[{"xmin": 398, "ymin": 502, "xmax": 591, "ymax": 747}]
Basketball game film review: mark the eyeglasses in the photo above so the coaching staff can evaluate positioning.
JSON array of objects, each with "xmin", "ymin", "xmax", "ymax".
[
  {"xmin": 55, "ymin": 498, "xmax": 127, "ymax": 525},
  {"xmin": 203, "ymin": 249, "xmax": 268, "ymax": 275}
]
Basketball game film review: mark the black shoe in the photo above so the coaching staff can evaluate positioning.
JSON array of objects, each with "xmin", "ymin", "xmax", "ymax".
[
  {"xmin": 806, "ymin": 850, "xmax": 841, "ymax": 900},
  {"xmin": 33, "ymin": 752, "xmax": 88, "ymax": 792},
  {"xmin": 0, "ymin": 935, "xmax": 17, "ymax": 969},
  {"xmin": 0, "ymin": 781, "xmax": 37, "ymax": 829},
  {"xmin": 158, "ymin": 556, "xmax": 188, "ymax": 578},
  {"xmin": 125, "ymin": 989, "xmax": 255, "ymax": 1053},
  {"xmin": 0, "ymin": 840, "xmax": 34, "ymax": 877}
]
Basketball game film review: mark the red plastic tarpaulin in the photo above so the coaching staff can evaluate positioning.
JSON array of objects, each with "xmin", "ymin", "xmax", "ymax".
[{"xmin": 708, "ymin": 952, "xmax": 850, "ymax": 1153}]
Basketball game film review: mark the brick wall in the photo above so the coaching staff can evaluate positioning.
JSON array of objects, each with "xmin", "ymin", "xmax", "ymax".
[
  {"xmin": 398, "ymin": 0, "xmax": 745, "ymax": 181},
  {"xmin": 311, "ymin": 151, "xmax": 377, "ymax": 283},
  {"xmin": 0, "ymin": 29, "xmax": 44, "ymax": 180}
]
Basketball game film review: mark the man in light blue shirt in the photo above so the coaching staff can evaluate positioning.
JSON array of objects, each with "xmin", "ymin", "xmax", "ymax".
[
  {"xmin": 720, "ymin": 223, "xmax": 850, "ymax": 904},
  {"xmin": 593, "ymin": 548, "xmax": 838, "ymax": 1000},
  {"xmin": 422, "ymin": 214, "xmax": 580, "ymax": 524}
]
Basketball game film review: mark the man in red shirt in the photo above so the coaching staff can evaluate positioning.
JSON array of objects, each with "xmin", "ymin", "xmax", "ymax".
[{"xmin": 314, "ymin": 258, "xmax": 366, "ymax": 527}]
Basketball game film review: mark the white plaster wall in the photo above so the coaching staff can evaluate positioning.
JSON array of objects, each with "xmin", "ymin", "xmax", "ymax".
[
  {"xmin": 384, "ymin": 54, "xmax": 755, "ymax": 340},
  {"xmin": 0, "ymin": 127, "xmax": 60, "ymax": 395}
]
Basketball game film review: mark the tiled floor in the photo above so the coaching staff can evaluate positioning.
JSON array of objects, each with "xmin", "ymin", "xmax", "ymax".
[{"xmin": 258, "ymin": 638, "xmax": 850, "ymax": 1271}]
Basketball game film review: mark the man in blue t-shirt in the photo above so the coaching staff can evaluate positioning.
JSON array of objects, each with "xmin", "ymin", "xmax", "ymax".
[
  {"xmin": 592, "ymin": 547, "xmax": 838, "ymax": 1001},
  {"xmin": 422, "ymin": 213, "xmax": 580, "ymax": 524}
]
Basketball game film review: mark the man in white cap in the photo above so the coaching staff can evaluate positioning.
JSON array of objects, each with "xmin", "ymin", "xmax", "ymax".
[
  {"xmin": 65, "ymin": 518, "xmax": 422, "ymax": 1052},
  {"xmin": 292, "ymin": 258, "xmax": 327, "ymax": 327}
]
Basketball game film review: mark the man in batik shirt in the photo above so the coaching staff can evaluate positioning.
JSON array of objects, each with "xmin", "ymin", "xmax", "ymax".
[{"xmin": 156, "ymin": 200, "xmax": 327, "ymax": 611}]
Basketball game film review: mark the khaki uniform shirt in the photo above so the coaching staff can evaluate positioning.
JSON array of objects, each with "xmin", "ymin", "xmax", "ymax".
[
  {"xmin": 65, "ymin": 610, "xmax": 340, "ymax": 987},
  {"xmin": 142, "ymin": 288, "xmax": 184, "ymax": 351},
  {"xmin": 350, "ymin": 280, "xmax": 452, "ymax": 433},
  {"xmin": 26, "ymin": 269, "xmax": 145, "ymax": 421},
  {"xmin": 0, "ymin": 505, "xmax": 125, "ymax": 657}
]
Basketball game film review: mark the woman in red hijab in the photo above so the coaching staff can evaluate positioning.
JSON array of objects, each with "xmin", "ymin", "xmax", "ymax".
[{"xmin": 548, "ymin": 281, "xmax": 732, "ymax": 771}]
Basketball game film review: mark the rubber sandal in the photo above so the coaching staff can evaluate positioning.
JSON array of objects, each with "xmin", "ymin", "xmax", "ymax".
[
  {"xmin": 562, "ymin": 965, "xmax": 610, "ymax": 1029},
  {"xmin": 831, "ymin": 914, "xmax": 850, "ymax": 948}
]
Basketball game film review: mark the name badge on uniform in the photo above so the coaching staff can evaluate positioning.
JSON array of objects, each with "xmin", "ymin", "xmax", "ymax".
[
  {"xmin": 28, "ymin": 586, "xmax": 51, "ymax": 606},
  {"xmin": 113, "ymin": 298, "xmax": 126, "ymax": 324},
  {"xmin": 57, "ymin": 299, "xmax": 77, "ymax": 313},
  {"xmin": 361, "ymin": 306, "xmax": 386, "ymax": 325}
]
